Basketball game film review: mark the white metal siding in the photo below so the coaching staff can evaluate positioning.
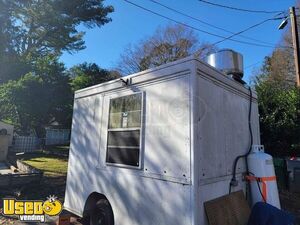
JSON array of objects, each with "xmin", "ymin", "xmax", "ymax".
[
  {"xmin": 65, "ymin": 74, "xmax": 193, "ymax": 225},
  {"xmin": 193, "ymin": 61, "xmax": 260, "ymax": 225},
  {"xmin": 65, "ymin": 95, "xmax": 102, "ymax": 215},
  {"xmin": 195, "ymin": 71, "xmax": 260, "ymax": 180},
  {"xmin": 65, "ymin": 57, "xmax": 261, "ymax": 225}
]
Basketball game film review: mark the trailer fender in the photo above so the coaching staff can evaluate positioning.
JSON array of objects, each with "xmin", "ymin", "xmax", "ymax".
[{"xmin": 83, "ymin": 192, "xmax": 114, "ymax": 225}]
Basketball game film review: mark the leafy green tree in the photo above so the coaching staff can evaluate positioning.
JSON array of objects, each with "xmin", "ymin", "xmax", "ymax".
[
  {"xmin": 0, "ymin": 0, "xmax": 113, "ymax": 83},
  {"xmin": 0, "ymin": 0, "xmax": 113, "ymax": 135},
  {"xmin": 0, "ymin": 56, "xmax": 73, "ymax": 136},
  {"xmin": 251, "ymin": 15, "xmax": 300, "ymax": 156},
  {"xmin": 0, "ymin": 74, "xmax": 48, "ymax": 135},
  {"xmin": 69, "ymin": 63, "xmax": 120, "ymax": 91},
  {"xmin": 254, "ymin": 58, "xmax": 300, "ymax": 156}
]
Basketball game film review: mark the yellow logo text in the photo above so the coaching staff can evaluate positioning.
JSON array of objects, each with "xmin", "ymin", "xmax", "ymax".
[{"xmin": 2, "ymin": 196, "xmax": 62, "ymax": 223}]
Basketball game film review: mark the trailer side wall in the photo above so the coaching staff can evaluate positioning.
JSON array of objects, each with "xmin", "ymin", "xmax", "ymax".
[
  {"xmin": 193, "ymin": 61, "xmax": 260, "ymax": 225},
  {"xmin": 65, "ymin": 59, "xmax": 195, "ymax": 225}
]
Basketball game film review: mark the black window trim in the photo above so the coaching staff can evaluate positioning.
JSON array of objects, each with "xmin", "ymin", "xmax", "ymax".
[{"xmin": 105, "ymin": 92, "xmax": 144, "ymax": 169}]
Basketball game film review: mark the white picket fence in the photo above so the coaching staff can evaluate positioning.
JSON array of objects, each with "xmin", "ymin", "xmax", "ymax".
[
  {"xmin": 45, "ymin": 128, "xmax": 70, "ymax": 146},
  {"xmin": 12, "ymin": 129, "xmax": 70, "ymax": 152},
  {"xmin": 13, "ymin": 136, "xmax": 40, "ymax": 153}
]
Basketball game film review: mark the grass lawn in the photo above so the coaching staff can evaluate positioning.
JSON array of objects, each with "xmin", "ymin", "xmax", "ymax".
[
  {"xmin": 0, "ymin": 146, "xmax": 86, "ymax": 224},
  {"xmin": 44, "ymin": 145, "xmax": 70, "ymax": 156},
  {"xmin": 22, "ymin": 154, "xmax": 68, "ymax": 176},
  {"xmin": 0, "ymin": 146, "xmax": 71, "ymax": 224},
  {"xmin": 11, "ymin": 149, "xmax": 70, "ymax": 201}
]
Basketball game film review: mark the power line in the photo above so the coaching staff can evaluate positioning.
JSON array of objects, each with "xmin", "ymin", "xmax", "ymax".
[
  {"xmin": 244, "ymin": 61, "xmax": 263, "ymax": 70},
  {"xmin": 211, "ymin": 18, "xmax": 276, "ymax": 46},
  {"xmin": 198, "ymin": 0, "xmax": 285, "ymax": 14},
  {"xmin": 124, "ymin": 0, "xmax": 289, "ymax": 49},
  {"xmin": 149, "ymin": 0, "xmax": 286, "ymax": 48}
]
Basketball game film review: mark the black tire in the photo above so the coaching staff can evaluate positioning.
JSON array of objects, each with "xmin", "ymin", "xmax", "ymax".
[{"xmin": 89, "ymin": 199, "xmax": 114, "ymax": 225}]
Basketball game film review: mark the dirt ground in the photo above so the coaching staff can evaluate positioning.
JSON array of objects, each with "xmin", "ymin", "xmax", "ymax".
[
  {"xmin": 280, "ymin": 190, "xmax": 300, "ymax": 225},
  {"xmin": 0, "ymin": 148, "xmax": 299, "ymax": 224},
  {"xmin": 0, "ymin": 175, "xmax": 68, "ymax": 225},
  {"xmin": 1, "ymin": 181, "xmax": 299, "ymax": 224},
  {"xmin": 0, "ymin": 147, "xmax": 85, "ymax": 225}
]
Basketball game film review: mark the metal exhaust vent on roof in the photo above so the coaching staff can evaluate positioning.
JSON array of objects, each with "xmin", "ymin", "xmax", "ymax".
[{"xmin": 205, "ymin": 49, "xmax": 244, "ymax": 83}]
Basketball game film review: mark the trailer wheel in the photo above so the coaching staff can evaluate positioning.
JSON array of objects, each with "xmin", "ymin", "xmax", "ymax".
[{"xmin": 89, "ymin": 198, "xmax": 114, "ymax": 225}]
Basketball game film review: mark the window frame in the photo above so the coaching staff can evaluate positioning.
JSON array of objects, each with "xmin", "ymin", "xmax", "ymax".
[{"xmin": 105, "ymin": 92, "xmax": 144, "ymax": 169}]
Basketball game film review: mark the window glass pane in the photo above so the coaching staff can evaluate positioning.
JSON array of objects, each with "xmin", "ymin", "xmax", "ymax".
[
  {"xmin": 109, "ymin": 113, "xmax": 122, "ymax": 129},
  {"xmin": 109, "ymin": 93, "xmax": 142, "ymax": 129},
  {"xmin": 107, "ymin": 130, "xmax": 140, "ymax": 147},
  {"xmin": 127, "ymin": 111, "xmax": 141, "ymax": 128},
  {"xmin": 106, "ymin": 147, "xmax": 139, "ymax": 167},
  {"xmin": 106, "ymin": 93, "xmax": 142, "ymax": 167}
]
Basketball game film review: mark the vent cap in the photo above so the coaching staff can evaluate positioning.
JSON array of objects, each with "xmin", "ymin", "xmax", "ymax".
[{"xmin": 205, "ymin": 49, "xmax": 244, "ymax": 82}]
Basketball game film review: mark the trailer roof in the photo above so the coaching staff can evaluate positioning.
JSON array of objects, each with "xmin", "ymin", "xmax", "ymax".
[
  {"xmin": 75, "ymin": 56, "xmax": 196, "ymax": 93},
  {"xmin": 74, "ymin": 56, "xmax": 256, "ymax": 100}
]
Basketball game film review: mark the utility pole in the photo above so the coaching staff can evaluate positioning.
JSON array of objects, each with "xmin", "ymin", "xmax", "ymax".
[{"xmin": 289, "ymin": 7, "xmax": 300, "ymax": 87}]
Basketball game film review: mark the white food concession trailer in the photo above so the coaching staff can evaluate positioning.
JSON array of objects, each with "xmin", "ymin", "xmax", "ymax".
[{"xmin": 64, "ymin": 54, "xmax": 263, "ymax": 225}]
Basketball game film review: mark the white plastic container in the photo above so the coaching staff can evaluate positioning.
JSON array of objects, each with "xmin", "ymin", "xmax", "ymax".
[{"xmin": 247, "ymin": 145, "xmax": 281, "ymax": 209}]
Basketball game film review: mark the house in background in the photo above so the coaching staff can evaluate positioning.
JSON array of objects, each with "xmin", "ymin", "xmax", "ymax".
[
  {"xmin": 0, "ymin": 121, "xmax": 13, "ymax": 161},
  {"xmin": 0, "ymin": 121, "xmax": 14, "ymax": 146}
]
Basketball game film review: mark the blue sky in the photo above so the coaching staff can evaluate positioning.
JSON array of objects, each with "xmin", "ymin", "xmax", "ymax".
[{"xmin": 61, "ymin": 0, "xmax": 296, "ymax": 81}]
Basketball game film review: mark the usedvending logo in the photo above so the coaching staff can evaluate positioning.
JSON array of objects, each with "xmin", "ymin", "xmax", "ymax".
[{"xmin": 2, "ymin": 195, "xmax": 62, "ymax": 222}]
